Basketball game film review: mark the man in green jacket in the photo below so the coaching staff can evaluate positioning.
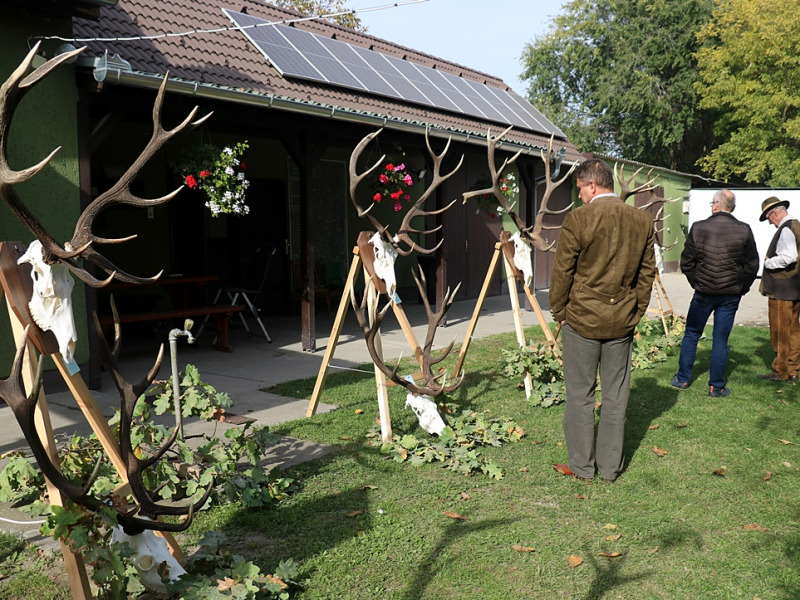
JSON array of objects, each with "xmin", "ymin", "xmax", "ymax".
[{"xmin": 549, "ymin": 159, "xmax": 655, "ymax": 482}]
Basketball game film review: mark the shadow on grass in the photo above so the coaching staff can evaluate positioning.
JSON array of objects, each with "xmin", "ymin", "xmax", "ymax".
[
  {"xmin": 579, "ymin": 552, "xmax": 650, "ymax": 600},
  {"xmin": 782, "ymin": 509, "xmax": 800, "ymax": 598},
  {"xmin": 400, "ymin": 517, "xmax": 518, "ymax": 600},
  {"xmin": 622, "ymin": 376, "xmax": 678, "ymax": 472}
]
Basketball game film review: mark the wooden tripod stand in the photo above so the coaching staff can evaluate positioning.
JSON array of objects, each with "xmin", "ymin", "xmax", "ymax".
[
  {"xmin": 451, "ymin": 232, "xmax": 558, "ymax": 400},
  {"xmin": 646, "ymin": 271, "xmax": 675, "ymax": 334},
  {"xmin": 0, "ymin": 241, "xmax": 184, "ymax": 600},
  {"xmin": 306, "ymin": 233, "xmax": 425, "ymax": 443}
]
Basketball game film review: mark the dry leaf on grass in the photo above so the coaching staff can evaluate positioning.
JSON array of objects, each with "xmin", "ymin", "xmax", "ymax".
[
  {"xmin": 783, "ymin": 461, "xmax": 792, "ymax": 468},
  {"xmin": 605, "ymin": 534, "xmax": 622, "ymax": 541},
  {"xmin": 575, "ymin": 494, "xmax": 589, "ymax": 500},
  {"xmin": 360, "ymin": 485, "xmax": 378, "ymax": 490},
  {"xmin": 763, "ymin": 472, "xmax": 772, "ymax": 481},
  {"xmin": 677, "ymin": 423, "xmax": 688, "ymax": 428},
  {"xmin": 217, "ymin": 577, "xmax": 236, "ymax": 591},
  {"xmin": 649, "ymin": 424, "xmax": 660, "ymax": 430},
  {"xmin": 603, "ymin": 523, "xmax": 618, "ymax": 530},
  {"xmin": 461, "ymin": 492, "xmax": 471, "ymax": 501},
  {"xmin": 520, "ymin": 467, "xmax": 530, "ymax": 472},
  {"xmin": 339, "ymin": 435, "xmax": 353, "ymax": 440},
  {"xmin": 599, "ymin": 551, "xmax": 624, "ymax": 558},
  {"xmin": 346, "ymin": 510, "xmax": 364, "ymax": 518},
  {"xmin": 712, "ymin": 467, "xmax": 726, "ymax": 477},
  {"xmin": 744, "ymin": 523, "xmax": 768, "ymax": 531},
  {"xmin": 568, "ymin": 555, "xmax": 583, "ymax": 568},
  {"xmin": 512, "ymin": 544, "xmax": 536, "ymax": 553},
  {"xmin": 653, "ymin": 446, "xmax": 668, "ymax": 457},
  {"xmin": 443, "ymin": 511, "xmax": 468, "ymax": 520},
  {"xmin": 354, "ymin": 409, "xmax": 364, "ymax": 414},
  {"xmin": 779, "ymin": 438, "xmax": 798, "ymax": 445},
  {"xmin": 532, "ymin": 439, "xmax": 548, "ymax": 445}
]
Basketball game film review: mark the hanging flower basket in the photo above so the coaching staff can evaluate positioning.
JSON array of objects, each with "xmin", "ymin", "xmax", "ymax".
[
  {"xmin": 173, "ymin": 141, "xmax": 251, "ymax": 217},
  {"xmin": 469, "ymin": 173, "xmax": 519, "ymax": 218},
  {"xmin": 371, "ymin": 159, "xmax": 415, "ymax": 212}
]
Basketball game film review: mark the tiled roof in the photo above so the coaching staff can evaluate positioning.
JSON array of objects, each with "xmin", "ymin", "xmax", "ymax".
[{"xmin": 73, "ymin": 0, "xmax": 582, "ymax": 162}]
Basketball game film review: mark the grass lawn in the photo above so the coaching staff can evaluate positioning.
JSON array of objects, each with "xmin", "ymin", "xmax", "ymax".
[{"xmin": 2, "ymin": 324, "xmax": 800, "ymax": 599}]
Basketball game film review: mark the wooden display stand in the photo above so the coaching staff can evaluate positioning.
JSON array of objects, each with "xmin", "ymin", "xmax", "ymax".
[
  {"xmin": 306, "ymin": 233, "xmax": 426, "ymax": 443},
  {"xmin": 0, "ymin": 241, "xmax": 183, "ymax": 599},
  {"xmin": 646, "ymin": 271, "xmax": 675, "ymax": 334},
  {"xmin": 451, "ymin": 233, "xmax": 557, "ymax": 401}
]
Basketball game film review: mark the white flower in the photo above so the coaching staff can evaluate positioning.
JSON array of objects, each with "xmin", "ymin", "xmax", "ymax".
[{"xmin": 223, "ymin": 147, "xmax": 234, "ymax": 155}]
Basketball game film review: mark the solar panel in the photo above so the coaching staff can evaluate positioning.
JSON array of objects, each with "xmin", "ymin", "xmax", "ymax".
[{"xmin": 224, "ymin": 9, "xmax": 564, "ymax": 139}]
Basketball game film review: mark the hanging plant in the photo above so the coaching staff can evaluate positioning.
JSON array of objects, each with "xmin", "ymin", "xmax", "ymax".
[
  {"xmin": 469, "ymin": 172, "xmax": 519, "ymax": 218},
  {"xmin": 370, "ymin": 144, "xmax": 415, "ymax": 211},
  {"xmin": 173, "ymin": 141, "xmax": 251, "ymax": 217}
]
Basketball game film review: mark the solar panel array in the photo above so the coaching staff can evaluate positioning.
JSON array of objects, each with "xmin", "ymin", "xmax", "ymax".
[{"xmin": 224, "ymin": 9, "xmax": 563, "ymax": 138}]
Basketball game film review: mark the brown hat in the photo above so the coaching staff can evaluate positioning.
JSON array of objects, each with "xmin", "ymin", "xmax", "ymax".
[{"xmin": 760, "ymin": 196, "xmax": 790, "ymax": 221}]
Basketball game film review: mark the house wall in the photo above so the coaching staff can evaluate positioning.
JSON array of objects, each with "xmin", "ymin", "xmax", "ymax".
[{"xmin": 0, "ymin": 10, "xmax": 88, "ymax": 375}]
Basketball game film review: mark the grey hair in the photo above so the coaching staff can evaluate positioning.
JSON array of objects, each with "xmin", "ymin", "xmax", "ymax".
[{"xmin": 713, "ymin": 189, "xmax": 735, "ymax": 212}]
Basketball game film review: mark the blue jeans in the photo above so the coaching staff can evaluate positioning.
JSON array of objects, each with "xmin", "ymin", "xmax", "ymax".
[{"xmin": 676, "ymin": 292, "xmax": 741, "ymax": 389}]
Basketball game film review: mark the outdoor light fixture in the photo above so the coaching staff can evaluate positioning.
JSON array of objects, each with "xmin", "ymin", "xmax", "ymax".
[{"xmin": 551, "ymin": 146, "xmax": 567, "ymax": 177}]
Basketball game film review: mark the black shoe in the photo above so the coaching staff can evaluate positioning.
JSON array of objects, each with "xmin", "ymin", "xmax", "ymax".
[{"xmin": 708, "ymin": 386, "xmax": 731, "ymax": 398}]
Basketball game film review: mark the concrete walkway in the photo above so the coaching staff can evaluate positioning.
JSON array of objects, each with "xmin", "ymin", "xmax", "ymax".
[{"xmin": 0, "ymin": 272, "xmax": 771, "ymax": 544}]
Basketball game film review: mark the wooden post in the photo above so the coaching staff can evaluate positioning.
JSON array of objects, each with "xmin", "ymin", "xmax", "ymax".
[
  {"xmin": 503, "ymin": 254, "xmax": 533, "ymax": 399},
  {"xmin": 364, "ymin": 272, "xmax": 392, "ymax": 442},
  {"xmin": 306, "ymin": 251, "xmax": 360, "ymax": 417}
]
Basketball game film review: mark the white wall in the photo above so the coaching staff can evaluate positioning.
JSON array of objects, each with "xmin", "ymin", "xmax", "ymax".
[{"xmin": 688, "ymin": 189, "xmax": 800, "ymax": 275}]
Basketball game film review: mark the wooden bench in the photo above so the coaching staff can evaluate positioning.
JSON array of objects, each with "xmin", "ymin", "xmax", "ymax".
[{"xmin": 99, "ymin": 305, "xmax": 246, "ymax": 352}]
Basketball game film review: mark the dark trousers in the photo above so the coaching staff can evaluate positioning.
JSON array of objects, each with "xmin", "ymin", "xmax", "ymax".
[
  {"xmin": 561, "ymin": 322, "xmax": 633, "ymax": 481},
  {"xmin": 768, "ymin": 298, "xmax": 800, "ymax": 379},
  {"xmin": 676, "ymin": 293, "xmax": 741, "ymax": 389}
]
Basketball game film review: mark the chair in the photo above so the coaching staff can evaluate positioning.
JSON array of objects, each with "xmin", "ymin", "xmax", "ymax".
[{"xmin": 198, "ymin": 244, "xmax": 276, "ymax": 341}]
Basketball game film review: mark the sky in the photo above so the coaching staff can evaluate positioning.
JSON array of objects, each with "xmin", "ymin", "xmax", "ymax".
[{"xmin": 351, "ymin": 0, "xmax": 568, "ymax": 95}]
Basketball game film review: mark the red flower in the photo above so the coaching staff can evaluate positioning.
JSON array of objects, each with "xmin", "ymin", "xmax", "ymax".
[
  {"xmin": 185, "ymin": 174, "xmax": 198, "ymax": 189},
  {"xmin": 373, "ymin": 193, "xmax": 382, "ymax": 202},
  {"xmin": 385, "ymin": 163, "xmax": 394, "ymax": 171},
  {"xmin": 390, "ymin": 190, "xmax": 403, "ymax": 200},
  {"xmin": 379, "ymin": 174, "xmax": 389, "ymax": 184},
  {"xmin": 394, "ymin": 200, "xmax": 402, "ymax": 211},
  {"xmin": 403, "ymin": 174, "xmax": 413, "ymax": 186},
  {"xmin": 199, "ymin": 170, "xmax": 211, "ymax": 178},
  {"xmin": 240, "ymin": 162, "xmax": 247, "ymax": 170}
]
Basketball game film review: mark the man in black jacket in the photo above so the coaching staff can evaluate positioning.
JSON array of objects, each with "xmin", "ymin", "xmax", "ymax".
[{"xmin": 671, "ymin": 189, "xmax": 759, "ymax": 397}]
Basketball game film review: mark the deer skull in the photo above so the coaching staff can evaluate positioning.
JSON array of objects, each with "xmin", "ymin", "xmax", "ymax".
[
  {"xmin": 369, "ymin": 231, "xmax": 399, "ymax": 298},
  {"xmin": 112, "ymin": 526, "xmax": 187, "ymax": 594},
  {"xmin": 405, "ymin": 392, "xmax": 446, "ymax": 435},
  {"xmin": 510, "ymin": 232, "xmax": 533, "ymax": 289},
  {"xmin": 18, "ymin": 240, "xmax": 77, "ymax": 364}
]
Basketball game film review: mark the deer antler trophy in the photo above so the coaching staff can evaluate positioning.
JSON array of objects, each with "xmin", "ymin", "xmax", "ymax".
[
  {"xmin": 348, "ymin": 127, "xmax": 464, "ymax": 421},
  {"xmin": 0, "ymin": 44, "xmax": 211, "ymax": 594}
]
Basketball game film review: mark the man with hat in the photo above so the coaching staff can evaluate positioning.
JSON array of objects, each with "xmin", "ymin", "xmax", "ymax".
[{"xmin": 759, "ymin": 196, "xmax": 800, "ymax": 381}]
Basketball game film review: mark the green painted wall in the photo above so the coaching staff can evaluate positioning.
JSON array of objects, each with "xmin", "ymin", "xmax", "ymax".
[{"xmin": 0, "ymin": 10, "xmax": 87, "ymax": 373}]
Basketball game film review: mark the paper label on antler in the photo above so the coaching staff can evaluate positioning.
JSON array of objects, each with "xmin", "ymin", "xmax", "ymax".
[
  {"xmin": 18, "ymin": 241, "xmax": 78, "ymax": 364},
  {"xmin": 369, "ymin": 232, "xmax": 398, "ymax": 298},
  {"xmin": 405, "ymin": 391, "xmax": 446, "ymax": 435},
  {"xmin": 510, "ymin": 232, "xmax": 534, "ymax": 289}
]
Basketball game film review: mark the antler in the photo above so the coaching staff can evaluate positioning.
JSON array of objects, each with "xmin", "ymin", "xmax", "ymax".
[
  {"xmin": 350, "ymin": 269, "xmax": 463, "ymax": 396},
  {"xmin": 349, "ymin": 128, "xmax": 463, "ymax": 256},
  {"xmin": 92, "ymin": 298, "xmax": 213, "ymax": 533},
  {"xmin": 463, "ymin": 128, "xmax": 574, "ymax": 252},
  {"xmin": 0, "ymin": 42, "xmax": 211, "ymax": 287},
  {"xmin": 0, "ymin": 324, "xmax": 210, "ymax": 534},
  {"xmin": 614, "ymin": 163, "xmax": 659, "ymax": 201}
]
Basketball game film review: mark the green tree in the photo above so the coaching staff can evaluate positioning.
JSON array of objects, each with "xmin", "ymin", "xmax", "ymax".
[
  {"xmin": 272, "ymin": 0, "xmax": 364, "ymax": 31},
  {"xmin": 520, "ymin": 0, "xmax": 714, "ymax": 172},
  {"xmin": 695, "ymin": 0, "xmax": 800, "ymax": 186}
]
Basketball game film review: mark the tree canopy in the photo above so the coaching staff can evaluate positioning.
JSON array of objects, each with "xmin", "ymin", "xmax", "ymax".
[
  {"xmin": 695, "ymin": 0, "xmax": 800, "ymax": 186},
  {"xmin": 272, "ymin": 0, "xmax": 364, "ymax": 31},
  {"xmin": 520, "ymin": 0, "xmax": 714, "ymax": 173}
]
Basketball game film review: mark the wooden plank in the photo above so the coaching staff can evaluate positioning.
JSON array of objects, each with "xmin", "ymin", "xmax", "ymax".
[
  {"xmin": 365, "ymin": 271, "xmax": 392, "ymax": 442},
  {"xmin": 307, "ymin": 250, "xmax": 360, "ymax": 417},
  {"xmin": 2, "ymin": 288, "xmax": 93, "ymax": 599},
  {"xmin": 452, "ymin": 243, "xmax": 502, "ymax": 379},
  {"xmin": 522, "ymin": 284, "xmax": 558, "ymax": 351},
  {"xmin": 504, "ymin": 254, "xmax": 533, "ymax": 400}
]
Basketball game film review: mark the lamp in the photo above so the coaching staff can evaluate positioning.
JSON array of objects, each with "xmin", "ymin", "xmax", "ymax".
[
  {"xmin": 551, "ymin": 146, "xmax": 567, "ymax": 177},
  {"xmin": 417, "ymin": 169, "xmax": 427, "ymax": 181}
]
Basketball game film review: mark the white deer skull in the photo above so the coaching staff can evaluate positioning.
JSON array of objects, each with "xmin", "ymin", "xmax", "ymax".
[
  {"xmin": 18, "ymin": 240, "xmax": 77, "ymax": 364},
  {"xmin": 369, "ymin": 231, "xmax": 399, "ymax": 299},
  {"xmin": 112, "ymin": 526, "xmax": 187, "ymax": 594},
  {"xmin": 405, "ymin": 392, "xmax": 446, "ymax": 435},
  {"xmin": 510, "ymin": 232, "xmax": 533, "ymax": 289}
]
